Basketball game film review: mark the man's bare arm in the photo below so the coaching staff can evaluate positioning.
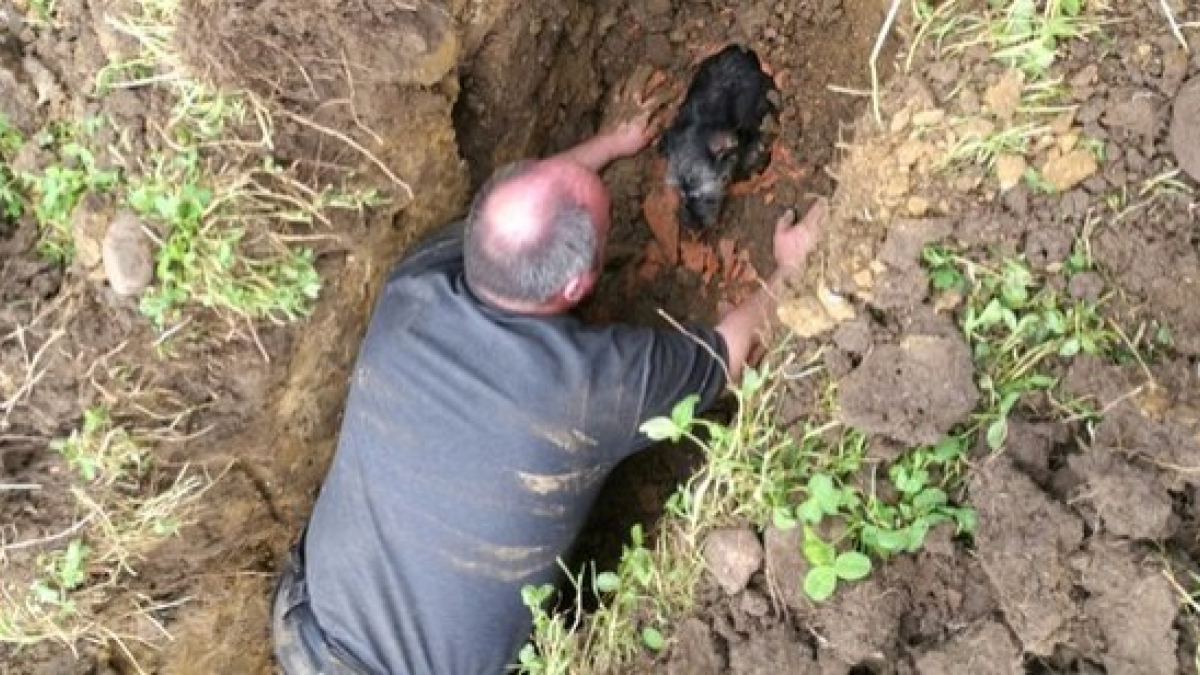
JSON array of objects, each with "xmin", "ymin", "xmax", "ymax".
[
  {"xmin": 551, "ymin": 116, "xmax": 655, "ymax": 172},
  {"xmin": 716, "ymin": 201, "xmax": 827, "ymax": 383}
]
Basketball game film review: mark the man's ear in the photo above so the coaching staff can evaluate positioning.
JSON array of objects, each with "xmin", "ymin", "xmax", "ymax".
[{"xmin": 561, "ymin": 274, "xmax": 594, "ymax": 306}]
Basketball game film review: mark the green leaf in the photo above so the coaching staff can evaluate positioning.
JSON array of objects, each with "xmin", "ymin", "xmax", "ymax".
[
  {"xmin": 803, "ymin": 566, "xmax": 838, "ymax": 601},
  {"xmin": 772, "ymin": 505, "xmax": 799, "ymax": 530},
  {"xmin": 834, "ymin": 552, "xmax": 872, "ymax": 581},
  {"xmin": 913, "ymin": 487, "xmax": 949, "ymax": 512},
  {"xmin": 1059, "ymin": 337, "xmax": 1081, "ymax": 357},
  {"xmin": 931, "ymin": 437, "xmax": 965, "ymax": 463},
  {"xmin": 740, "ymin": 366, "xmax": 764, "ymax": 395},
  {"xmin": 520, "ymin": 583, "xmax": 554, "ymax": 610},
  {"xmin": 518, "ymin": 644, "xmax": 540, "ymax": 667},
  {"xmin": 986, "ymin": 418, "xmax": 1008, "ymax": 450},
  {"xmin": 640, "ymin": 417, "xmax": 680, "ymax": 442},
  {"xmin": 802, "ymin": 527, "xmax": 836, "ymax": 566},
  {"xmin": 873, "ymin": 528, "xmax": 909, "ymax": 553},
  {"xmin": 952, "ymin": 507, "xmax": 978, "ymax": 534},
  {"xmin": 595, "ymin": 572, "xmax": 621, "ymax": 593},
  {"xmin": 797, "ymin": 498, "xmax": 825, "ymax": 525},
  {"xmin": 670, "ymin": 394, "xmax": 699, "ymax": 431},
  {"xmin": 642, "ymin": 626, "xmax": 666, "ymax": 651}
]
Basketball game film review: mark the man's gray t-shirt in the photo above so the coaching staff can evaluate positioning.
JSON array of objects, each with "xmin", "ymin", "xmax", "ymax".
[{"xmin": 304, "ymin": 223, "xmax": 727, "ymax": 674}]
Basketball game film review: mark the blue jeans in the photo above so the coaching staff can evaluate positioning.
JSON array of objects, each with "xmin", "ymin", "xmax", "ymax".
[{"xmin": 272, "ymin": 537, "xmax": 371, "ymax": 674}]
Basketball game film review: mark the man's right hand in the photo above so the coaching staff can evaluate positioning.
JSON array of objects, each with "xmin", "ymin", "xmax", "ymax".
[{"xmin": 772, "ymin": 198, "xmax": 827, "ymax": 279}]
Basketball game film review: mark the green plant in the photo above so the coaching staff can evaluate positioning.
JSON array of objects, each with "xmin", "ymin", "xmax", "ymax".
[
  {"xmin": 29, "ymin": 539, "xmax": 90, "ymax": 617},
  {"xmin": 18, "ymin": 120, "xmax": 121, "ymax": 262},
  {"xmin": 800, "ymin": 527, "xmax": 871, "ymax": 602},
  {"xmin": 0, "ymin": 114, "xmax": 25, "ymax": 218},
  {"xmin": 125, "ymin": 150, "xmax": 322, "ymax": 327},
  {"xmin": 50, "ymin": 406, "xmax": 149, "ymax": 486}
]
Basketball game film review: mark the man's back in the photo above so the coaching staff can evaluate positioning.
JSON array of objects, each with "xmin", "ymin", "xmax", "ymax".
[{"xmin": 303, "ymin": 225, "xmax": 726, "ymax": 674}]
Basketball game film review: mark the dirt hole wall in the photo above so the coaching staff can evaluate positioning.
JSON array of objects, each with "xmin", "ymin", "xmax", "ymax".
[{"xmin": 152, "ymin": 0, "xmax": 890, "ymax": 672}]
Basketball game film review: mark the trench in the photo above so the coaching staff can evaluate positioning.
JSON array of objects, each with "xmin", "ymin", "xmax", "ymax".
[{"xmin": 448, "ymin": 0, "xmax": 894, "ymax": 578}]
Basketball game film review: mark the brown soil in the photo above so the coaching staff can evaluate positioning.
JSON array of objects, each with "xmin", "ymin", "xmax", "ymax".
[{"xmin": 3, "ymin": 0, "xmax": 1200, "ymax": 673}]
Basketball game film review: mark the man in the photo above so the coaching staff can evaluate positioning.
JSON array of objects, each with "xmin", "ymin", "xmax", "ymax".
[{"xmin": 271, "ymin": 111, "xmax": 825, "ymax": 674}]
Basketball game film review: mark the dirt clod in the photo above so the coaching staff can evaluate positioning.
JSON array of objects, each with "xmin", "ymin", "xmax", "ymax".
[
  {"xmin": 915, "ymin": 621, "xmax": 1022, "ymax": 675},
  {"xmin": 1170, "ymin": 76, "xmax": 1200, "ymax": 181},
  {"xmin": 971, "ymin": 456, "xmax": 1082, "ymax": 656},
  {"xmin": 1067, "ymin": 446, "xmax": 1175, "ymax": 540},
  {"xmin": 1074, "ymin": 538, "xmax": 1179, "ymax": 674},
  {"xmin": 703, "ymin": 527, "xmax": 763, "ymax": 596},
  {"xmin": 1041, "ymin": 148, "xmax": 1098, "ymax": 192},
  {"xmin": 667, "ymin": 618, "xmax": 723, "ymax": 675},
  {"xmin": 838, "ymin": 333, "xmax": 978, "ymax": 445}
]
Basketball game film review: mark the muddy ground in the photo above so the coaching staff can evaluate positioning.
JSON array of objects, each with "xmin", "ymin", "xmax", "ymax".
[{"xmin": 1, "ymin": 0, "xmax": 1199, "ymax": 672}]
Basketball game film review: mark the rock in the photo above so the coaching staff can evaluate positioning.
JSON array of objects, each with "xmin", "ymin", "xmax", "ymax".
[
  {"xmin": 984, "ymin": 69, "xmax": 1023, "ymax": 121},
  {"xmin": 102, "ymin": 211, "xmax": 154, "ymax": 297},
  {"xmin": 1170, "ymin": 77, "xmax": 1200, "ymax": 182},
  {"xmin": 995, "ymin": 153, "xmax": 1027, "ymax": 192},
  {"xmin": 702, "ymin": 527, "xmax": 763, "ymax": 596},
  {"xmin": 1041, "ymin": 149, "xmax": 1098, "ymax": 192}
]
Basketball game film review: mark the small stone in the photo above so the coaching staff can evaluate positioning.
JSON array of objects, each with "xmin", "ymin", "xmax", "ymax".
[
  {"xmin": 996, "ymin": 153, "xmax": 1027, "ymax": 192},
  {"xmin": 702, "ymin": 528, "xmax": 763, "ymax": 596},
  {"xmin": 102, "ymin": 211, "xmax": 154, "ymax": 297},
  {"xmin": 890, "ymin": 106, "xmax": 912, "ymax": 134},
  {"xmin": 1042, "ymin": 149, "xmax": 1098, "ymax": 192}
]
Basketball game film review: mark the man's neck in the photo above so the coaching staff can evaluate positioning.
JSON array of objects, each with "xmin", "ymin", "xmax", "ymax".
[{"xmin": 473, "ymin": 286, "xmax": 567, "ymax": 316}]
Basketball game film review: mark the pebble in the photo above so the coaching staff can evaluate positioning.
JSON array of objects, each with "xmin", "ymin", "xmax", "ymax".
[{"xmin": 102, "ymin": 211, "xmax": 154, "ymax": 297}]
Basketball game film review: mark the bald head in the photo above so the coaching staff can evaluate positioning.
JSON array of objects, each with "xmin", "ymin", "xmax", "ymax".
[{"xmin": 465, "ymin": 159, "xmax": 611, "ymax": 309}]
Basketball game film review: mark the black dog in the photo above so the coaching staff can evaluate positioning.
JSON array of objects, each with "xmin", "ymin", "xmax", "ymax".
[{"xmin": 659, "ymin": 44, "xmax": 777, "ymax": 230}]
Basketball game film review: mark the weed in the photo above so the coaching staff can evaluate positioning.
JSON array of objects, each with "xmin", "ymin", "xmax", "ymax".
[
  {"xmin": 50, "ymin": 406, "xmax": 149, "ymax": 487},
  {"xmin": 0, "ymin": 115, "xmax": 25, "ymax": 218},
  {"xmin": 29, "ymin": 540, "xmax": 90, "ymax": 617},
  {"xmin": 15, "ymin": 119, "xmax": 121, "ymax": 262},
  {"xmin": 800, "ymin": 527, "xmax": 871, "ymax": 601}
]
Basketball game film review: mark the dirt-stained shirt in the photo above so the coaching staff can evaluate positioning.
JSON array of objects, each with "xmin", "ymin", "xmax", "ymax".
[{"xmin": 303, "ymin": 222, "xmax": 728, "ymax": 675}]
